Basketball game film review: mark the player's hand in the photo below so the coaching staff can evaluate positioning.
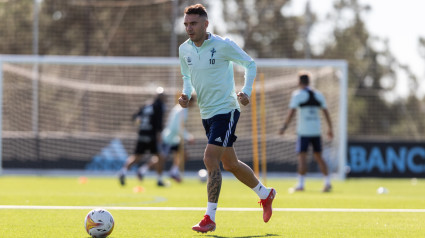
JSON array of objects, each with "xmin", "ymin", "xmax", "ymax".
[
  {"xmin": 134, "ymin": 118, "xmax": 141, "ymax": 125},
  {"xmin": 237, "ymin": 92, "xmax": 250, "ymax": 106},
  {"xmin": 187, "ymin": 135, "xmax": 195, "ymax": 145},
  {"xmin": 179, "ymin": 94, "xmax": 189, "ymax": 108},
  {"xmin": 279, "ymin": 125, "xmax": 287, "ymax": 135}
]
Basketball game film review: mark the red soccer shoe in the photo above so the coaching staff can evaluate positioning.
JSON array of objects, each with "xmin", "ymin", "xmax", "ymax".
[
  {"xmin": 259, "ymin": 188, "xmax": 276, "ymax": 223},
  {"xmin": 192, "ymin": 215, "xmax": 216, "ymax": 233}
]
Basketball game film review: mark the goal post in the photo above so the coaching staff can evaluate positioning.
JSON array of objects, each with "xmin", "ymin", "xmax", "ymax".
[{"xmin": 0, "ymin": 55, "xmax": 347, "ymax": 179}]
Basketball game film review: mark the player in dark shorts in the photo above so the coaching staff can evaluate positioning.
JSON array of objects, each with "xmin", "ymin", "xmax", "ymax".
[
  {"xmin": 118, "ymin": 87, "xmax": 166, "ymax": 186},
  {"xmin": 179, "ymin": 5, "xmax": 276, "ymax": 233},
  {"xmin": 137, "ymin": 100, "xmax": 195, "ymax": 184},
  {"xmin": 280, "ymin": 72, "xmax": 333, "ymax": 192}
]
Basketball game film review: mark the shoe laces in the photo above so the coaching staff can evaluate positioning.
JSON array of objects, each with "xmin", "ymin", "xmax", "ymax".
[
  {"xmin": 258, "ymin": 199, "xmax": 267, "ymax": 207},
  {"xmin": 200, "ymin": 215, "xmax": 212, "ymax": 226}
]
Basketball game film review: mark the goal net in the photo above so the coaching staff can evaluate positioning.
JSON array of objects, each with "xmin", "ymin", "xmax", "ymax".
[{"xmin": 0, "ymin": 55, "xmax": 347, "ymax": 179}]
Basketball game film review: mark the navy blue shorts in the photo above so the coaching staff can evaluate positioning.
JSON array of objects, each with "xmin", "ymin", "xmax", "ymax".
[
  {"xmin": 296, "ymin": 136, "xmax": 322, "ymax": 153},
  {"xmin": 202, "ymin": 109, "xmax": 239, "ymax": 147}
]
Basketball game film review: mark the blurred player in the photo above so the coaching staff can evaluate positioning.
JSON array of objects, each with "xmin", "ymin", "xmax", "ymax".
[
  {"xmin": 179, "ymin": 4, "xmax": 276, "ymax": 233},
  {"xmin": 279, "ymin": 71, "xmax": 333, "ymax": 192},
  {"xmin": 118, "ymin": 87, "xmax": 166, "ymax": 186},
  {"xmin": 138, "ymin": 96, "xmax": 196, "ymax": 183}
]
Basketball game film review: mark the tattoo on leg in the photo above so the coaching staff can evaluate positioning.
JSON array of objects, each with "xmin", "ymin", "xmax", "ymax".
[{"xmin": 207, "ymin": 169, "xmax": 222, "ymax": 203}]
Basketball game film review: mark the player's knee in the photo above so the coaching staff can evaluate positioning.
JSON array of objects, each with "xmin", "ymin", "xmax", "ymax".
[
  {"xmin": 222, "ymin": 161, "xmax": 238, "ymax": 172},
  {"xmin": 203, "ymin": 156, "xmax": 219, "ymax": 169}
]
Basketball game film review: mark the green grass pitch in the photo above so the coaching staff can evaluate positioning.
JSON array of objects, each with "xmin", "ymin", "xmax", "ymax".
[{"xmin": 0, "ymin": 175, "xmax": 424, "ymax": 237}]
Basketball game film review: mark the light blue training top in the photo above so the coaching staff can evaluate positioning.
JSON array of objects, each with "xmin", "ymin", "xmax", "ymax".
[
  {"xmin": 179, "ymin": 33, "xmax": 256, "ymax": 119},
  {"xmin": 161, "ymin": 104, "xmax": 191, "ymax": 146},
  {"xmin": 289, "ymin": 88, "xmax": 327, "ymax": 136}
]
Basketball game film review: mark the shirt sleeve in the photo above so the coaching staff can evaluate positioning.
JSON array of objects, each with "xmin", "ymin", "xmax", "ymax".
[
  {"xmin": 132, "ymin": 107, "xmax": 143, "ymax": 121},
  {"xmin": 179, "ymin": 48, "xmax": 194, "ymax": 99},
  {"xmin": 223, "ymin": 39, "xmax": 257, "ymax": 97},
  {"xmin": 289, "ymin": 92, "xmax": 298, "ymax": 109},
  {"xmin": 316, "ymin": 92, "xmax": 328, "ymax": 109}
]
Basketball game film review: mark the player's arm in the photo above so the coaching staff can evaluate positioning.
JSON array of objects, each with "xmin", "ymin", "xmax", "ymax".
[
  {"xmin": 318, "ymin": 93, "xmax": 333, "ymax": 139},
  {"xmin": 223, "ymin": 38, "xmax": 256, "ymax": 105},
  {"xmin": 280, "ymin": 108, "xmax": 296, "ymax": 135},
  {"xmin": 281, "ymin": 93, "xmax": 298, "ymax": 135},
  {"xmin": 179, "ymin": 49, "xmax": 193, "ymax": 108},
  {"xmin": 132, "ymin": 107, "xmax": 143, "ymax": 125},
  {"xmin": 322, "ymin": 109, "xmax": 333, "ymax": 139}
]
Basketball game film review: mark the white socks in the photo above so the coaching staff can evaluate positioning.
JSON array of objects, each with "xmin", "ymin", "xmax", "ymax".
[
  {"xmin": 139, "ymin": 164, "xmax": 149, "ymax": 175},
  {"xmin": 206, "ymin": 202, "xmax": 217, "ymax": 222},
  {"xmin": 296, "ymin": 175, "xmax": 331, "ymax": 188},
  {"xmin": 120, "ymin": 168, "xmax": 128, "ymax": 175},
  {"xmin": 324, "ymin": 175, "xmax": 331, "ymax": 186},
  {"xmin": 170, "ymin": 165, "xmax": 179, "ymax": 175},
  {"xmin": 157, "ymin": 174, "xmax": 163, "ymax": 182},
  {"xmin": 252, "ymin": 182, "xmax": 270, "ymax": 199},
  {"xmin": 206, "ymin": 182, "xmax": 273, "ymax": 222},
  {"xmin": 297, "ymin": 174, "xmax": 305, "ymax": 188}
]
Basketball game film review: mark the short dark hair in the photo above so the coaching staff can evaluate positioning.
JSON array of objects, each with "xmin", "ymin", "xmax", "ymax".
[
  {"xmin": 298, "ymin": 71, "xmax": 311, "ymax": 85},
  {"xmin": 184, "ymin": 4, "xmax": 208, "ymax": 18}
]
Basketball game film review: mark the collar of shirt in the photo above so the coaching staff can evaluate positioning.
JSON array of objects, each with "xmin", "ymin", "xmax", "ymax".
[{"xmin": 189, "ymin": 32, "xmax": 212, "ymax": 48}]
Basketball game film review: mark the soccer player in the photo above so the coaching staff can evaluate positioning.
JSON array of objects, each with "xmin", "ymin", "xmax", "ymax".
[
  {"xmin": 178, "ymin": 4, "xmax": 276, "ymax": 233},
  {"xmin": 279, "ymin": 71, "xmax": 333, "ymax": 192},
  {"xmin": 118, "ymin": 87, "xmax": 166, "ymax": 187},
  {"xmin": 138, "ymin": 97, "xmax": 196, "ymax": 183}
]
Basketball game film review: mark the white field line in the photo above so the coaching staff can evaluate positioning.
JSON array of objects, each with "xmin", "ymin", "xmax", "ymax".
[{"xmin": 0, "ymin": 205, "xmax": 425, "ymax": 213}]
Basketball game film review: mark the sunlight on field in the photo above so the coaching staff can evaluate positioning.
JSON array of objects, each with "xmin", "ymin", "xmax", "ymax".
[{"xmin": 0, "ymin": 176, "xmax": 424, "ymax": 237}]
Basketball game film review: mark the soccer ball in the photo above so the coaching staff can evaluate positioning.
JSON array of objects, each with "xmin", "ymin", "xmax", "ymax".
[
  {"xmin": 376, "ymin": 186, "xmax": 389, "ymax": 194},
  {"xmin": 198, "ymin": 169, "xmax": 207, "ymax": 183},
  {"xmin": 84, "ymin": 209, "xmax": 115, "ymax": 238}
]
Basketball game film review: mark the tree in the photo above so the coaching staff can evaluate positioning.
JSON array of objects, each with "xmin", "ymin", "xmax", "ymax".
[
  {"xmin": 39, "ymin": 0, "xmax": 177, "ymax": 56},
  {"xmin": 318, "ymin": 0, "xmax": 420, "ymax": 138},
  {"xmin": 220, "ymin": 0, "xmax": 305, "ymax": 58},
  {"xmin": 0, "ymin": 0, "xmax": 33, "ymax": 54}
]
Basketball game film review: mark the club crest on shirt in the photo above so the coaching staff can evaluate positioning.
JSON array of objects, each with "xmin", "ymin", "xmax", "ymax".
[
  {"xmin": 186, "ymin": 56, "xmax": 192, "ymax": 65},
  {"xmin": 210, "ymin": 48, "xmax": 216, "ymax": 58}
]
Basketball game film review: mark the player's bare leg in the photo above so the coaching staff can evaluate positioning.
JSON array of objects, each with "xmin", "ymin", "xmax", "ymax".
[
  {"xmin": 313, "ymin": 152, "xmax": 332, "ymax": 192},
  {"xmin": 119, "ymin": 154, "xmax": 143, "ymax": 186},
  {"xmin": 192, "ymin": 144, "xmax": 222, "ymax": 233},
  {"xmin": 169, "ymin": 151, "xmax": 182, "ymax": 183},
  {"xmin": 298, "ymin": 152, "xmax": 308, "ymax": 175},
  {"xmin": 221, "ymin": 147, "xmax": 258, "ymax": 188},
  {"xmin": 221, "ymin": 146, "xmax": 276, "ymax": 222},
  {"xmin": 294, "ymin": 153, "xmax": 307, "ymax": 191},
  {"xmin": 124, "ymin": 154, "xmax": 144, "ymax": 169},
  {"xmin": 137, "ymin": 155, "xmax": 158, "ymax": 181},
  {"xmin": 204, "ymin": 144, "xmax": 224, "ymax": 204},
  {"xmin": 154, "ymin": 153, "xmax": 166, "ymax": 186},
  {"xmin": 313, "ymin": 152, "xmax": 328, "ymax": 176}
]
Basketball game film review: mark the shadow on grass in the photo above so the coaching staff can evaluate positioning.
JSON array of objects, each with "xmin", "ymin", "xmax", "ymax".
[{"xmin": 205, "ymin": 234, "xmax": 280, "ymax": 238}]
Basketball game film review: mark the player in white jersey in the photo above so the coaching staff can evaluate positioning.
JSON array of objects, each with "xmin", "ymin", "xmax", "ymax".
[
  {"xmin": 178, "ymin": 4, "xmax": 276, "ymax": 233},
  {"xmin": 138, "ymin": 98, "xmax": 195, "ymax": 183},
  {"xmin": 280, "ymin": 71, "xmax": 333, "ymax": 192}
]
